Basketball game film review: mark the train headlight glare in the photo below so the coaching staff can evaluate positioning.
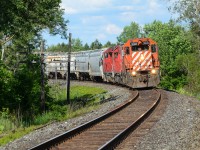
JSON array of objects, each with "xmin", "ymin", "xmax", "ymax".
[
  {"xmin": 140, "ymin": 54, "xmax": 144, "ymax": 61},
  {"xmin": 132, "ymin": 71, "xmax": 136, "ymax": 76},
  {"xmin": 151, "ymin": 69, "xmax": 156, "ymax": 74}
]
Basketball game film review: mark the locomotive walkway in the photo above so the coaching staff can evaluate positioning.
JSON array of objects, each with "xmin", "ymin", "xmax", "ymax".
[{"xmin": 30, "ymin": 89, "xmax": 161, "ymax": 150}]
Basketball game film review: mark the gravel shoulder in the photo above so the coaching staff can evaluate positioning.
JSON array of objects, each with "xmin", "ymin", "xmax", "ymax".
[
  {"xmin": 1, "ymin": 81, "xmax": 200, "ymax": 150},
  {"xmin": 135, "ymin": 90, "xmax": 200, "ymax": 150}
]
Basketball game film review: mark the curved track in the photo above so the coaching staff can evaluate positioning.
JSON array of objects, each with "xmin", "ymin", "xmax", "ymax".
[{"xmin": 30, "ymin": 89, "xmax": 161, "ymax": 150}]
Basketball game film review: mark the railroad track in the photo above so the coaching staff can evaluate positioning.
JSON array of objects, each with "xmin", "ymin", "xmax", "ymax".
[{"xmin": 30, "ymin": 89, "xmax": 161, "ymax": 150}]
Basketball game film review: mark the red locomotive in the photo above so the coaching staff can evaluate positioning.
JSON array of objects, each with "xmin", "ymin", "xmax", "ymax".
[
  {"xmin": 103, "ymin": 45, "xmax": 123, "ymax": 82},
  {"xmin": 102, "ymin": 38, "xmax": 160, "ymax": 88}
]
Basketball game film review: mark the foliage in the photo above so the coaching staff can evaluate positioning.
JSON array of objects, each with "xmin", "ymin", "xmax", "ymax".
[
  {"xmin": 0, "ymin": 85, "xmax": 107, "ymax": 146},
  {"xmin": 0, "ymin": 62, "xmax": 16, "ymax": 109},
  {"xmin": 48, "ymin": 85, "xmax": 107, "ymax": 110},
  {"xmin": 90, "ymin": 39, "xmax": 103, "ymax": 50},
  {"xmin": 117, "ymin": 22, "xmax": 141, "ymax": 43},
  {"xmin": 72, "ymin": 38, "xmax": 84, "ymax": 51},
  {"xmin": 168, "ymin": 0, "xmax": 200, "ymax": 36},
  {"xmin": 144, "ymin": 20, "xmax": 192, "ymax": 89},
  {"xmin": 0, "ymin": 125, "xmax": 36, "ymax": 146},
  {"xmin": 0, "ymin": 54, "xmax": 52, "ymax": 120},
  {"xmin": 47, "ymin": 39, "xmax": 114, "ymax": 52},
  {"xmin": 0, "ymin": 0, "xmax": 68, "ymax": 122},
  {"xmin": 83, "ymin": 43, "xmax": 90, "ymax": 50},
  {"xmin": 167, "ymin": 0, "xmax": 200, "ymax": 94},
  {"xmin": 176, "ymin": 53, "xmax": 200, "ymax": 94},
  {"xmin": 0, "ymin": 0, "xmax": 68, "ymax": 41},
  {"xmin": 103, "ymin": 41, "xmax": 115, "ymax": 48},
  {"xmin": 47, "ymin": 42, "xmax": 68, "ymax": 52}
]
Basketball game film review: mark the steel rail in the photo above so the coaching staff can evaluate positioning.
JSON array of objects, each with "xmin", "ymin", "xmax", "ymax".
[
  {"xmin": 98, "ymin": 89, "xmax": 161, "ymax": 150},
  {"xmin": 29, "ymin": 91, "xmax": 139, "ymax": 150}
]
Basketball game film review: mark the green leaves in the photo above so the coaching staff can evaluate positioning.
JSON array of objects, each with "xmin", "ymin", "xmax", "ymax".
[
  {"xmin": 169, "ymin": 0, "xmax": 200, "ymax": 32},
  {"xmin": 117, "ymin": 22, "xmax": 140, "ymax": 43},
  {"xmin": 0, "ymin": 0, "xmax": 68, "ymax": 41},
  {"xmin": 176, "ymin": 53, "xmax": 200, "ymax": 93},
  {"xmin": 90, "ymin": 39, "xmax": 103, "ymax": 50},
  {"xmin": 144, "ymin": 20, "xmax": 192, "ymax": 89}
]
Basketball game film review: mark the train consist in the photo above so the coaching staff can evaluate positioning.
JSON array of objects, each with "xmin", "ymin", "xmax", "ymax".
[{"xmin": 45, "ymin": 38, "xmax": 160, "ymax": 88}]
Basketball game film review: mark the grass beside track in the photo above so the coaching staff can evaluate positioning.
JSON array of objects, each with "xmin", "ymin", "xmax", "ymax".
[{"xmin": 0, "ymin": 84, "xmax": 108, "ymax": 146}]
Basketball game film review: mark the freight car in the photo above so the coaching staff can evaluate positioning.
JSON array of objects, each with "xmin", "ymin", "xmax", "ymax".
[
  {"xmin": 45, "ymin": 53, "xmax": 76, "ymax": 79},
  {"xmin": 45, "ymin": 55, "xmax": 66, "ymax": 79},
  {"xmin": 45, "ymin": 49, "xmax": 105, "ymax": 81},
  {"xmin": 73, "ymin": 49, "xmax": 105, "ymax": 81}
]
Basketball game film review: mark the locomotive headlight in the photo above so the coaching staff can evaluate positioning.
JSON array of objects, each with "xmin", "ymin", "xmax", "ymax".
[
  {"xmin": 132, "ymin": 71, "xmax": 137, "ymax": 76},
  {"xmin": 151, "ymin": 69, "xmax": 156, "ymax": 74},
  {"xmin": 140, "ymin": 54, "xmax": 144, "ymax": 61}
]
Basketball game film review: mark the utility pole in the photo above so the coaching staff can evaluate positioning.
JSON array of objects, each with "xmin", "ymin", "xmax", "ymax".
[
  {"xmin": 67, "ymin": 33, "xmax": 71, "ymax": 105},
  {"xmin": 40, "ymin": 40, "xmax": 45, "ymax": 112}
]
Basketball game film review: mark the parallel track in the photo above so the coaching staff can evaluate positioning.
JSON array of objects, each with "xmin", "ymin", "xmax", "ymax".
[{"xmin": 30, "ymin": 89, "xmax": 161, "ymax": 150}]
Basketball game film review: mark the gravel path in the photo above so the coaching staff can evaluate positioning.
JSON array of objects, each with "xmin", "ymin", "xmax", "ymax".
[
  {"xmin": 1, "ymin": 81, "xmax": 200, "ymax": 150},
  {"xmin": 135, "ymin": 90, "xmax": 200, "ymax": 150}
]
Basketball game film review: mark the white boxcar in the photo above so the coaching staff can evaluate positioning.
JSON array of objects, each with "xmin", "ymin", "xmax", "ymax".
[
  {"xmin": 73, "ymin": 51, "xmax": 90, "ymax": 80},
  {"xmin": 88, "ymin": 49, "xmax": 105, "ymax": 81}
]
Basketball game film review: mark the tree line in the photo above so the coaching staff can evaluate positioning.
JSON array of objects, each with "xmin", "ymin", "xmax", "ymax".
[
  {"xmin": 0, "ymin": 0, "xmax": 199, "ymax": 124},
  {"xmin": 46, "ymin": 39, "xmax": 116, "ymax": 52}
]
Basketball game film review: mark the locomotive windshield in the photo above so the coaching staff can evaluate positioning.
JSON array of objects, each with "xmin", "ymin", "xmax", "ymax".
[{"xmin": 132, "ymin": 45, "xmax": 149, "ymax": 51}]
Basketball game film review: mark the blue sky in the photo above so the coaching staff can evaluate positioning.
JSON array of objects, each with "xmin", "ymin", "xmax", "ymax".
[{"xmin": 43, "ymin": 0, "xmax": 173, "ymax": 47}]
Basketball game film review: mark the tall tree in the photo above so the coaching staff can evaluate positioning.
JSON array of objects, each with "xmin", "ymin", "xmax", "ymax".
[
  {"xmin": 103, "ymin": 41, "xmax": 115, "ymax": 48},
  {"xmin": 90, "ymin": 39, "xmax": 102, "ymax": 50},
  {"xmin": 83, "ymin": 43, "xmax": 90, "ymax": 50},
  {"xmin": 144, "ymin": 20, "xmax": 192, "ymax": 89},
  {"xmin": 0, "ymin": 0, "xmax": 68, "ymax": 117},
  {"xmin": 168, "ymin": 0, "xmax": 200, "ymax": 35},
  {"xmin": 47, "ymin": 43, "xmax": 68, "ymax": 52},
  {"xmin": 117, "ymin": 22, "xmax": 140, "ymax": 43},
  {"xmin": 72, "ymin": 38, "xmax": 83, "ymax": 51},
  {"xmin": 0, "ymin": 0, "xmax": 68, "ymax": 41},
  {"xmin": 167, "ymin": 0, "xmax": 200, "ymax": 94},
  {"xmin": 0, "ymin": 0, "xmax": 68, "ymax": 68}
]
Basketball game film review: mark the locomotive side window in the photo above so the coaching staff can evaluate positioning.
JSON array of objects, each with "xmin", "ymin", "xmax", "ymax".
[
  {"xmin": 125, "ymin": 47, "xmax": 130, "ymax": 54},
  {"xmin": 114, "ymin": 52, "xmax": 118, "ymax": 58},
  {"xmin": 109, "ymin": 52, "xmax": 112, "ymax": 57},
  {"xmin": 151, "ymin": 44, "xmax": 156, "ymax": 53}
]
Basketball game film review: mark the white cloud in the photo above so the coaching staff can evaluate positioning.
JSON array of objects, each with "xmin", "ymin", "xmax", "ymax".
[
  {"xmin": 105, "ymin": 24, "xmax": 122, "ymax": 34},
  {"xmin": 117, "ymin": 6, "xmax": 134, "ymax": 11},
  {"xmin": 61, "ymin": 0, "xmax": 112, "ymax": 14},
  {"xmin": 96, "ymin": 33, "xmax": 106, "ymax": 40},
  {"xmin": 61, "ymin": 6, "xmax": 77, "ymax": 14},
  {"xmin": 81, "ymin": 16, "xmax": 106, "ymax": 24},
  {"xmin": 132, "ymin": 0, "xmax": 140, "ymax": 3},
  {"xmin": 147, "ymin": 0, "xmax": 162, "ymax": 14},
  {"xmin": 119, "ymin": 11, "xmax": 137, "ymax": 22}
]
